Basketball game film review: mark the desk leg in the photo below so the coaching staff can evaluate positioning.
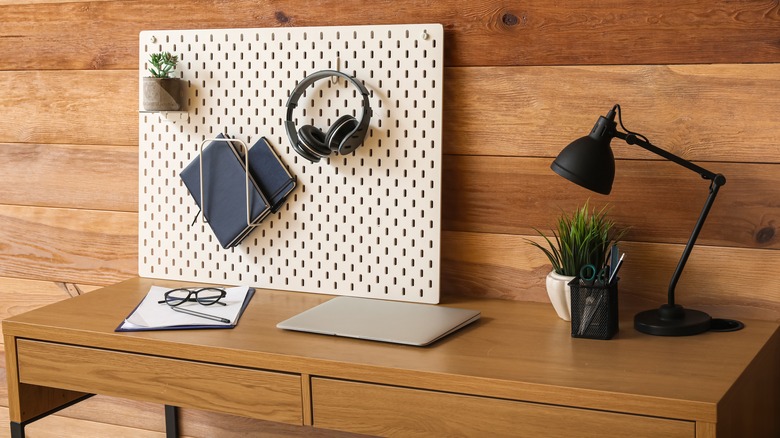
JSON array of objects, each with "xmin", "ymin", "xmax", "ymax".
[
  {"xmin": 6, "ymin": 393, "xmax": 93, "ymax": 438},
  {"xmin": 10, "ymin": 421, "xmax": 24, "ymax": 438},
  {"xmin": 165, "ymin": 405, "xmax": 179, "ymax": 438}
]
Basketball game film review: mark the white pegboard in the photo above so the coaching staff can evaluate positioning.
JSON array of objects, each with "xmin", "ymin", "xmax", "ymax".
[{"xmin": 138, "ymin": 24, "xmax": 443, "ymax": 303}]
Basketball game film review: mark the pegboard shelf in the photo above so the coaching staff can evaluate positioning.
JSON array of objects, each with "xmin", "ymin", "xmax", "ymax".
[{"xmin": 138, "ymin": 24, "xmax": 443, "ymax": 303}]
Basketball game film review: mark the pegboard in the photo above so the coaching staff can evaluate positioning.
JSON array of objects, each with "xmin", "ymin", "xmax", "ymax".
[{"xmin": 138, "ymin": 24, "xmax": 443, "ymax": 303}]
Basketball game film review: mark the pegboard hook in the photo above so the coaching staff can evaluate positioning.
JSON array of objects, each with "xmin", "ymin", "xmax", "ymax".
[{"xmin": 331, "ymin": 57, "xmax": 341, "ymax": 83}]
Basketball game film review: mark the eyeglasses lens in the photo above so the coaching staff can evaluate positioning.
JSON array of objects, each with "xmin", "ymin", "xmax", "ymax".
[
  {"xmin": 196, "ymin": 288, "xmax": 224, "ymax": 305},
  {"xmin": 165, "ymin": 289, "xmax": 191, "ymax": 306}
]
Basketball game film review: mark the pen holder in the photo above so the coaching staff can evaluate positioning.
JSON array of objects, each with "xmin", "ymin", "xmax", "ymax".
[{"xmin": 569, "ymin": 278, "xmax": 619, "ymax": 340}]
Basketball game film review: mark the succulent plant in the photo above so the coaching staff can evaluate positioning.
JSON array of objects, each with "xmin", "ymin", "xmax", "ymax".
[{"xmin": 148, "ymin": 52, "xmax": 178, "ymax": 78}]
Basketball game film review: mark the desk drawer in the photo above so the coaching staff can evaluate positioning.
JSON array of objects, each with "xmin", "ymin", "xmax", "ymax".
[
  {"xmin": 16, "ymin": 340, "xmax": 302, "ymax": 425},
  {"xmin": 311, "ymin": 378, "xmax": 694, "ymax": 437}
]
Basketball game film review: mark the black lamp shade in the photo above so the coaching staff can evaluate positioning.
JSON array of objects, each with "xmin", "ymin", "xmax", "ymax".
[{"xmin": 551, "ymin": 133, "xmax": 615, "ymax": 195}]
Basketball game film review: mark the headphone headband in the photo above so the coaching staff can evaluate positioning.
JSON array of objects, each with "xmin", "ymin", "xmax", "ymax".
[
  {"xmin": 285, "ymin": 70, "xmax": 372, "ymax": 161},
  {"xmin": 286, "ymin": 70, "xmax": 370, "ymax": 107}
]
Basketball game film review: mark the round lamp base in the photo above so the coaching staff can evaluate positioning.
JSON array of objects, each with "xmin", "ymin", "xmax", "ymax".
[{"xmin": 634, "ymin": 304, "xmax": 711, "ymax": 336}]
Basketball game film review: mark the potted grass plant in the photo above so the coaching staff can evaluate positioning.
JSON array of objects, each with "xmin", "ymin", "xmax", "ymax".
[
  {"xmin": 142, "ymin": 52, "xmax": 184, "ymax": 111},
  {"xmin": 527, "ymin": 201, "xmax": 627, "ymax": 320}
]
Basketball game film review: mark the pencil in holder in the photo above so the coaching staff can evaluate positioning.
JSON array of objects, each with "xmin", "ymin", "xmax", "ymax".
[{"xmin": 569, "ymin": 278, "xmax": 619, "ymax": 340}]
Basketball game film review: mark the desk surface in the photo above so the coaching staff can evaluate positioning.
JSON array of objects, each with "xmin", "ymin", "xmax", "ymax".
[{"xmin": 4, "ymin": 277, "xmax": 779, "ymax": 435}]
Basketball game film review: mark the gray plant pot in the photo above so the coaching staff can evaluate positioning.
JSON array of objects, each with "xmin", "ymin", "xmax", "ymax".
[{"xmin": 142, "ymin": 77, "xmax": 184, "ymax": 111}]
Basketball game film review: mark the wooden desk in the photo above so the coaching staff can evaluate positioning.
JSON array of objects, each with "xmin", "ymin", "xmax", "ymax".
[{"xmin": 4, "ymin": 278, "xmax": 779, "ymax": 437}]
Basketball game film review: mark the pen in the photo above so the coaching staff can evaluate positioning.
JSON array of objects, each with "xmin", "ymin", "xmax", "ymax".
[
  {"xmin": 171, "ymin": 306, "xmax": 231, "ymax": 324},
  {"xmin": 608, "ymin": 253, "xmax": 625, "ymax": 285},
  {"xmin": 610, "ymin": 244, "xmax": 619, "ymax": 278}
]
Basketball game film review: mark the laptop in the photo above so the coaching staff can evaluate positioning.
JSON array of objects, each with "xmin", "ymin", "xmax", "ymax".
[{"xmin": 276, "ymin": 296, "xmax": 481, "ymax": 346}]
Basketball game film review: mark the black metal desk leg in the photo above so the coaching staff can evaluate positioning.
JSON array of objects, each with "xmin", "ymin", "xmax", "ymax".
[
  {"xmin": 10, "ymin": 422, "xmax": 24, "ymax": 438},
  {"xmin": 165, "ymin": 405, "xmax": 179, "ymax": 438},
  {"xmin": 9, "ymin": 394, "xmax": 94, "ymax": 438}
]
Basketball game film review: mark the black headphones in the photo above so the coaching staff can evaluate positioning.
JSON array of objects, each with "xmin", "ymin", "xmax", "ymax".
[{"xmin": 285, "ymin": 70, "xmax": 372, "ymax": 162}]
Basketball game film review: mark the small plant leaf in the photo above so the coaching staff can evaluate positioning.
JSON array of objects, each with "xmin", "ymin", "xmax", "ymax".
[
  {"xmin": 527, "ymin": 200, "xmax": 627, "ymax": 276},
  {"xmin": 148, "ymin": 52, "xmax": 179, "ymax": 78}
]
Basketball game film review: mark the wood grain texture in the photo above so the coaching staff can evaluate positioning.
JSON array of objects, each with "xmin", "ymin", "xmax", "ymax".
[
  {"xmin": 0, "ymin": 205, "xmax": 137, "ymax": 285},
  {"xmin": 5, "ymin": 63, "xmax": 778, "ymax": 161},
  {"xmin": 0, "ymin": 278, "xmax": 101, "ymax": 377},
  {"xmin": 697, "ymin": 422, "xmax": 718, "ymax": 438},
  {"xmin": 17, "ymin": 340, "xmax": 303, "ymax": 424},
  {"xmin": 311, "ymin": 378, "xmax": 694, "ymax": 438},
  {"xmin": 0, "ymin": 391, "xmax": 366, "ymax": 437},
  {"xmin": 444, "ymin": 64, "xmax": 780, "ymax": 163},
  {"xmin": 715, "ymin": 329, "xmax": 780, "ymax": 437},
  {"xmin": 4, "ymin": 278, "xmax": 778, "ymax": 431},
  {"xmin": 3, "ymin": 335, "xmax": 89, "ymax": 424},
  {"xmin": 442, "ymin": 155, "xmax": 780, "ymax": 249},
  {"xmin": 441, "ymin": 232, "xmax": 780, "ymax": 321},
  {"xmin": 0, "ymin": 278, "xmax": 70, "ymax": 324},
  {"xmin": 0, "ymin": 143, "xmax": 137, "ymax": 211},
  {"xmin": 0, "ymin": 71, "xmax": 137, "ymax": 146},
  {"xmin": 0, "ymin": 277, "xmax": 71, "ymax": 356},
  {"xmin": 4, "ymin": 407, "xmax": 166, "ymax": 438},
  {"xmin": 1, "ymin": 66, "xmax": 776, "ymax": 245},
  {"xmin": 1, "ymin": 0, "xmax": 779, "ymax": 436},
  {"xmin": 1, "ymin": 0, "xmax": 779, "ymax": 70}
]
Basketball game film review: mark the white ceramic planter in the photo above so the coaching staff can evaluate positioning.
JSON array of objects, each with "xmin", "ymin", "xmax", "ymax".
[{"xmin": 546, "ymin": 271, "xmax": 575, "ymax": 321}]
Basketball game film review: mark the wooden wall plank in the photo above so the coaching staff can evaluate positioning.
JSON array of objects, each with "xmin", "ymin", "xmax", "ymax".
[
  {"xmin": 442, "ymin": 156, "xmax": 780, "ymax": 250},
  {"xmin": 2, "ymin": 147, "xmax": 774, "ymax": 251},
  {"xmin": 442, "ymin": 231, "xmax": 780, "ymax": 321},
  {"xmin": 3, "ymin": 64, "xmax": 776, "ymax": 162},
  {"xmin": 0, "ymin": 206, "xmax": 137, "ymax": 285},
  {"xmin": 444, "ymin": 64, "xmax": 780, "ymax": 163},
  {"xmin": 0, "ymin": 71, "xmax": 137, "ymax": 146},
  {"xmin": 0, "ymin": 151, "xmax": 775, "ymax": 288},
  {"xmin": 0, "ymin": 144, "xmax": 137, "ymax": 211},
  {"xmin": 1, "ymin": 0, "xmax": 779, "ymax": 71}
]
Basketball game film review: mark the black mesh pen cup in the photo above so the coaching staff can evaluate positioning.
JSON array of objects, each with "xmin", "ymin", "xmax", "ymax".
[{"xmin": 569, "ymin": 278, "xmax": 619, "ymax": 340}]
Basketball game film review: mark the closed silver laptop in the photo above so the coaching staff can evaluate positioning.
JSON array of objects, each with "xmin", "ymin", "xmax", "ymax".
[{"xmin": 277, "ymin": 296, "xmax": 480, "ymax": 346}]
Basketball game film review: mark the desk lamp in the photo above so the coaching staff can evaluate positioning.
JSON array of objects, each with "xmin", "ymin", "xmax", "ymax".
[{"xmin": 550, "ymin": 104, "xmax": 726, "ymax": 336}]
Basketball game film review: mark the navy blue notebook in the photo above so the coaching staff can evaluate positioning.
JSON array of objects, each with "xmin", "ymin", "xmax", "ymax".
[
  {"xmin": 180, "ymin": 134, "xmax": 271, "ymax": 248},
  {"xmin": 245, "ymin": 137, "xmax": 296, "ymax": 213}
]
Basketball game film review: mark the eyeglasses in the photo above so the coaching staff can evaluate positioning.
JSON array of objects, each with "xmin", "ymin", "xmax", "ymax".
[{"xmin": 157, "ymin": 287, "xmax": 227, "ymax": 307}]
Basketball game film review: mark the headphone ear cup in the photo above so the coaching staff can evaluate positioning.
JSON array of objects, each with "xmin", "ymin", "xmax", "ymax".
[
  {"xmin": 298, "ymin": 125, "xmax": 331, "ymax": 159},
  {"xmin": 325, "ymin": 115, "xmax": 359, "ymax": 154}
]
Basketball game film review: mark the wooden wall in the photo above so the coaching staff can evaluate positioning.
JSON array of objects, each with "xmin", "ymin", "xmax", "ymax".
[{"xmin": 1, "ymin": 0, "xmax": 778, "ymax": 436}]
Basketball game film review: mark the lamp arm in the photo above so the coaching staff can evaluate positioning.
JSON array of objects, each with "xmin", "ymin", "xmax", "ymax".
[
  {"xmin": 666, "ymin": 176, "xmax": 726, "ymax": 305},
  {"xmin": 611, "ymin": 131, "xmax": 726, "ymax": 306},
  {"xmin": 613, "ymin": 131, "xmax": 719, "ymax": 181}
]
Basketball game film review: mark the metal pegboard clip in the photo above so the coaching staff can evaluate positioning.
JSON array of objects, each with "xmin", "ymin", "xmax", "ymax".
[{"xmin": 198, "ymin": 137, "xmax": 258, "ymax": 228}]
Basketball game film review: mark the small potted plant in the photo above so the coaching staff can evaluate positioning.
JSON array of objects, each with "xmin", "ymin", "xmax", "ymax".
[
  {"xmin": 142, "ymin": 52, "xmax": 184, "ymax": 111},
  {"xmin": 527, "ymin": 201, "xmax": 626, "ymax": 320}
]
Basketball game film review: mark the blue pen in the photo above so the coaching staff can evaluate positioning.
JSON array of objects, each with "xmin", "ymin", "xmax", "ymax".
[{"xmin": 610, "ymin": 244, "xmax": 620, "ymax": 278}]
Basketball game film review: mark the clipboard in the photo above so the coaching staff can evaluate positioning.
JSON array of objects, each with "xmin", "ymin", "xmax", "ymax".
[{"xmin": 116, "ymin": 286, "xmax": 255, "ymax": 332}]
